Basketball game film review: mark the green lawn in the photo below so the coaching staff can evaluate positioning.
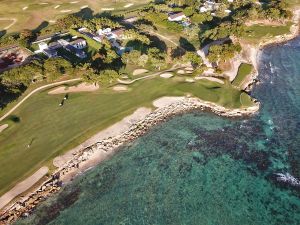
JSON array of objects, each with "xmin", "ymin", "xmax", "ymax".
[
  {"xmin": 232, "ymin": 63, "xmax": 253, "ymax": 87},
  {"xmin": 0, "ymin": 0, "xmax": 150, "ymax": 33},
  {"xmin": 242, "ymin": 22, "xmax": 293, "ymax": 43},
  {"xmin": 0, "ymin": 77, "xmax": 254, "ymax": 196}
]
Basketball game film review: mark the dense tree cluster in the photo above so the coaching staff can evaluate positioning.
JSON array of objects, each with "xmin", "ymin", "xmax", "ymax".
[{"xmin": 207, "ymin": 41, "xmax": 241, "ymax": 63}]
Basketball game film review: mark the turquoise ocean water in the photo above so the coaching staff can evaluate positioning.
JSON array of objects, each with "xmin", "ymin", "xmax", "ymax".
[{"xmin": 16, "ymin": 38, "xmax": 300, "ymax": 225}]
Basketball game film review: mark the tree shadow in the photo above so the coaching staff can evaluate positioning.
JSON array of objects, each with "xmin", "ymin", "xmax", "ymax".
[
  {"xmin": 33, "ymin": 21, "xmax": 49, "ymax": 33},
  {"xmin": 74, "ymin": 7, "xmax": 94, "ymax": 20},
  {"xmin": 0, "ymin": 30, "xmax": 6, "ymax": 38},
  {"xmin": 179, "ymin": 37, "xmax": 196, "ymax": 51}
]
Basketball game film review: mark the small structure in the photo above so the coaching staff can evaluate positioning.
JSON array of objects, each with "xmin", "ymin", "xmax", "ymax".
[
  {"xmin": 38, "ymin": 42, "xmax": 48, "ymax": 51},
  {"xmin": 78, "ymin": 27, "xmax": 102, "ymax": 43},
  {"xmin": 168, "ymin": 12, "xmax": 187, "ymax": 22},
  {"xmin": 200, "ymin": 0, "xmax": 218, "ymax": 13},
  {"xmin": 64, "ymin": 45, "xmax": 87, "ymax": 59},
  {"xmin": 43, "ymin": 48, "xmax": 58, "ymax": 58},
  {"xmin": 111, "ymin": 28, "xmax": 126, "ymax": 40},
  {"xmin": 70, "ymin": 38, "xmax": 87, "ymax": 49}
]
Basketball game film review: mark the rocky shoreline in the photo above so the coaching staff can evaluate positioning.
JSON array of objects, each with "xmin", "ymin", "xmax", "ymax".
[{"xmin": 0, "ymin": 97, "xmax": 259, "ymax": 224}]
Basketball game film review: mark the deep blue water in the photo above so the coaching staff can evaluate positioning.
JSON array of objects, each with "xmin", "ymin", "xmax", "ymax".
[{"xmin": 16, "ymin": 38, "xmax": 300, "ymax": 225}]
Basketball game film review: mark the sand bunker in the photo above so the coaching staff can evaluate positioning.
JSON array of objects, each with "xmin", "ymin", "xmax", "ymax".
[
  {"xmin": 195, "ymin": 76, "xmax": 225, "ymax": 84},
  {"xmin": 152, "ymin": 96, "xmax": 185, "ymax": 108},
  {"xmin": 185, "ymin": 78, "xmax": 195, "ymax": 83},
  {"xmin": 0, "ymin": 167, "xmax": 49, "ymax": 209},
  {"xmin": 70, "ymin": 1, "xmax": 80, "ymax": 3},
  {"xmin": 133, "ymin": 69, "xmax": 148, "ymax": 76},
  {"xmin": 48, "ymin": 83, "xmax": 99, "ymax": 94},
  {"xmin": 113, "ymin": 85, "xmax": 128, "ymax": 91},
  {"xmin": 80, "ymin": 5, "xmax": 88, "ymax": 9},
  {"xmin": 101, "ymin": 8, "xmax": 115, "ymax": 11},
  {"xmin": 54, "ymin": 5, "xmax": 60, "ymax": 9},
  {"xmin": 60, "ymin": 9, "xmax": 72, "ymax": 13},
  {"xmin": 22, "ymin": 6, "xmax": 28, "ymax": 10},
  {"xmin": 177, "ymin": 70, "xmax": 185, "ymax": 74},
  {"xmin": 53, "ymin": 107, "xmax": 152, "ymax": 168},
  {"xmin": 0, "ymin": 124, "xmax": 8, "ymax": 133},
  {"xmin": 124, "ymin": 3, "xmax": 134, "ymax": 8},
  {"xmin": 160, "ymin": 73, "xmax": 174, "ymax": 78}
]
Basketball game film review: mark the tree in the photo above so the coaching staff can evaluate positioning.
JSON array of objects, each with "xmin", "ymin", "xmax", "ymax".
[
  {"xmin": 207, "ymin": 42, "xmax": 241, "ymax": 63},
  {"xmin": 191, "ymin": 13, "xmax": 213, "ymax": 24},
  {"xmin": 97, "ymin": 70, "xmax": 119, "ymax": 85},
  {"xmin": 121, "ymin": 50, "xmax": 141, "ymax": 65},
  {"xmin": 147, "ymin": 47, "xmax": 167, "ymax": 70},
  {"xmin": 123, "ymin": 29, "xmax": 151, "ymax": 46},
  {"xmin": 0, "ymin": 61, "xmax": 42, "ymax": 93},
  {"xmin": 182, "ymin": 52, "xmax": 203, "ymax": 68},
  {"xmin": 43, "ymin": 58, "xmax": 72, "ymax": 81}
]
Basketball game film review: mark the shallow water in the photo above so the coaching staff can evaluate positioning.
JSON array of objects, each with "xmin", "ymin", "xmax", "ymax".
[{"xmin": 16, "ymin": 38, "xmax": 300, "ymax": 225}]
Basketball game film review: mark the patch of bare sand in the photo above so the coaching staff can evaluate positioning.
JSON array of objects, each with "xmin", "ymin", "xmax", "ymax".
[
  {"xmin": 195, "ymin": 76, "xmax": 225, "ymax": 84},
  {"xmin": 0, "ymin": 167, "xmax": 48, "ymax": 209},
  {"xmin": 113, "ymin": 85, "xmax": 128, "ymax": 91},
  {"xmin": 185, "ymin": 78, "xmax": 195, "ymax": 83},
  {"xmin": 48, "ymin": 83, "xmax": 99, "ymax": 94},
  {"xmin": 124, "ymin": 3, "xmax": 134, "ymax": 8},
  {"xmin": 133, "ymin": 69, "xmax": 148, "ymax": 76},
  {"xmin": 0, "ymin": 124, "xmax": 8, "ymax": 133},
  {"xmin": 53, "ymin": 107, "xmax": 152, "ymax": 168},
  {"xmin": 177, "ymin": 69, "xmax": 185, "ymax": 74},
  {"xmin": 160, "ymin": 73, "xmax": 173, "ymax": 78},
  {"xmin": 152, "ymin": 96, "xmax": 185, "ymax": 108}
]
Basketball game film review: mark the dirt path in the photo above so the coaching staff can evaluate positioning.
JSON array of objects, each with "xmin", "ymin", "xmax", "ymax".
[
  {"xmin": 0, "ymin": 167, "xmax": 48, "ymax": 210},
  {"xmin": 0, "ymin": 78, "xmax": 81, "ymax": 123}
]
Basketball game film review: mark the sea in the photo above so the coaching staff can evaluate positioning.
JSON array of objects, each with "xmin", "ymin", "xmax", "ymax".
[{"xmin": 15, "ymin": 37, "xmax": 300, "ymax": 225}]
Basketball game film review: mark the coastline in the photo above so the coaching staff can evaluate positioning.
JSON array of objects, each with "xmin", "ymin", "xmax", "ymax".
[
  {"xmin": 0, "ymin": 8, "xmax": 299, "ymax": 225},
  {"xmin": 0, "ymin": 96, "xmax": 259, "ymax": 224}
]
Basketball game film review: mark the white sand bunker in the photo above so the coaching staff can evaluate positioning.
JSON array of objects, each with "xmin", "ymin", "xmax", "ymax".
[
  {"xmin": 133, "ymin": 69, "xmax": 148, "ymax": 76},
  {"xmin": 177, "ymin": 69, "xmax": 185, "ymax": 74},
  {"xmin": 0, "ymin": 124, "xmax": 8, "ymax": 133},
  {"xmin": 70, "ymin": 1, "xmax": 80, "ymax": 3},
  {"xmin": 124, "ymin": 3, "xmax": 134, "ymax": 8},
  {"xmin": 195, "ymin": 76, "xmax": 225, "ymax": 84},
  {"xmin": 185, "ymin": 78, "xmax": 195, "ymax": 83},
  {"xmin": 54, "ymin": 5, "xmax": 60, "ymax": 9},
  {"xmin": 61, "ymin": 9, "xmax": 72, "ymax": 13},
  {"xmin": 49, "ymin": 20, "xmax": 56, "ymax": 23},
  {"xmin": 39, "ymin": 2, "xmax": 49, "ymax": 5},
  {"xmin": 160, "ymin": 73, "xmax": 173, "ymax": 78},
  {"xmin": 48, "ymin": 83, "xmax": 99, "ymax": 94},
  {"xmin": 101, "ymin": 8, "xmax": 115, "ymax": 11},
  {"xmin": 22, "ymin": 6, "xmax": 28, "ymax": 10},
  {"xmin": 153, "ymin": 96, "xmax": 185, "ymax": 108},
  {"xmin": 113, "ymin": 85, "xmax": 128, "ymax": 91},
  {"xmin": 81, "ymin": 5, "xmax": 88, "ymax": 9}
]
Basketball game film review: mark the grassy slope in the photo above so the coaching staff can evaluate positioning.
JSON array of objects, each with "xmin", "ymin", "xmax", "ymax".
[
  {"xmin": 232, "ymin": 63, "xmax": 253, "ymax": 87},
  {"xmin": 0, "ymin": 0, "xmax": 150, "ymax": 32},
  {"xmin": 242, "ymin": 22, "xmax": 293, "ymax": 43},
  {"xmin": 0, "ymin": 77, "xmax": 254, "ymax": 195}
]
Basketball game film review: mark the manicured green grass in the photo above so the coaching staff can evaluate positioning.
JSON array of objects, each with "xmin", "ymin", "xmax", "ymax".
[
  {"xmin": 0, "ymin": 77, "xmax": 254, "ymax": 196},
  {"xmin": 242, "ymin": 22, "xmax": 293, "ymax": 43},
  {"xmin": 232, "ymin": 63, "xmax": 253, "ymax": 87},
  {"xmin": 0, "ymin": 0, "xmax": 150, "ymax": 33}
]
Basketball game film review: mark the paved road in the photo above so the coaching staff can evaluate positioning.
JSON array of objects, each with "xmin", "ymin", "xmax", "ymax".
[{"xmin": 0, "ymin": 78, "xmax": 81, "ymax": 122}]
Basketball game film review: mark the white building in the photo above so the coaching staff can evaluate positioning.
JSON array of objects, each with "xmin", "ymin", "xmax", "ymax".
[
  {"xmin": 168, "ymin": 12, "xmax": 187, "ymax": 22},
  {"xmin": 38, "ymin": 42, "xmax": 48, "ymax": 51},
  {"xmin": 70, "ymin": 38, "xmax": 87, "ymax": 49}
]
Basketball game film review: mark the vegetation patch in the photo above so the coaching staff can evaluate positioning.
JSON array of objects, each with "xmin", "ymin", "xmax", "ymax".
[{"xmin": 232, "ymin": 63, "xmax": 253, "ymax": 87}]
